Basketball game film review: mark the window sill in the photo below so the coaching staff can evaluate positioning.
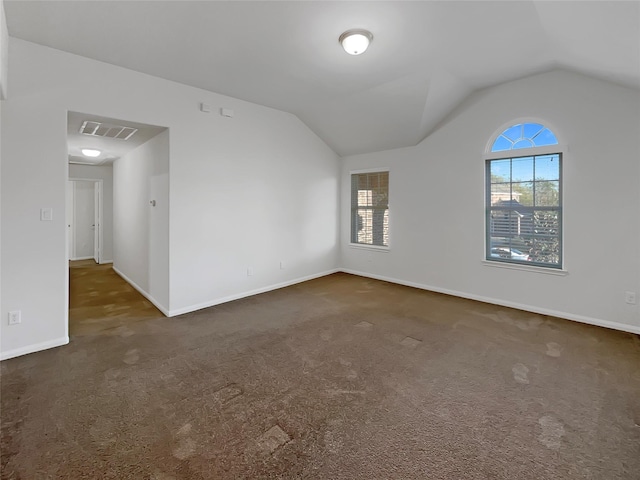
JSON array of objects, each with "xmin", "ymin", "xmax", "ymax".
[
  {"xmin": 349, "ymin": 243, "xmax": 390, "ymax": 253},
  {"xmin": 482, "ymin": 260, "xmax": 568, "ymax": 276}
]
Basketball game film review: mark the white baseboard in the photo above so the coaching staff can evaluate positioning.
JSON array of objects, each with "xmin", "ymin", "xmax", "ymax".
[
  {"xmin": 340, "ymin": 269, "xmax": 640, "ymax": 336},
  {"xmin": 69, "ymin": 258, "xmax": 112, "ymax": 264},
  {"xmin": 4, "ymin": 268, "xmax": 635, "ymax": 362},
  {"xmin": 112, "ymin": 266, "xmax": 170, "ymax": 317},
  {"xmin": 0, "ymin": 336, "xmax": 69, "ymax": 361},
  {"xmin": 168, "ymin": 268, "xmax": 341, "ymax": 317}
]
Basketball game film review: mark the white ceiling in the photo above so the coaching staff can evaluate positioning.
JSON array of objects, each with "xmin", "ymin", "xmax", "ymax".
[
  {"xmin": 6, "ymin": 1, "xmax": 640, "ymax": 157},
  {"xmin": 67, "ymin": 112, "xmax": 166, "ymax": 165}
]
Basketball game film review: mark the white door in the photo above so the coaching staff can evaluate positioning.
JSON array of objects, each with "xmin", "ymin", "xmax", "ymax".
[
  {"xmin": 72, "ymin": 181, "xmax": 95, "ymax": 260},
  {"xmin": 93, "ymin": 182, "xmax": 101, "ymax": 263}
]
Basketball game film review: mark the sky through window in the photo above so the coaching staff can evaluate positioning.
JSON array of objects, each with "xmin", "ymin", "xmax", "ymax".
[{"xmin": 491, "ymin": 123, "xmax": 558, "ymax": 152}]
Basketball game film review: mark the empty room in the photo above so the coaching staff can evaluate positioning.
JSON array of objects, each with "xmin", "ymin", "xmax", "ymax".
[{"xmin": 1, "ymin": 1, "xmax": 639, "ymax": 479}]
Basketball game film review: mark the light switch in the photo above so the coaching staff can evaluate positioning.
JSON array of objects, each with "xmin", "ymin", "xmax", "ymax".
[
  {"xmin": 8, "ymin": 310, "xmax": 21, "ymax": 325},
  {"xmin": 200, "ymin": 102, "xmax": 212, "ymax": 113},
  {"xmin": 40, "ymin": 208, "xmax": 53, "ymax": 221}
]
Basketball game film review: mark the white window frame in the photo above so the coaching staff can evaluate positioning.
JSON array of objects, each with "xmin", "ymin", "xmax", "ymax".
[
  {"xmin": 483, "ymin": 122, "xmax": 568, "ymax": 273},
  {"xmin": 349, "ymin": 168, "xmax": 390, "ymax": 251}
]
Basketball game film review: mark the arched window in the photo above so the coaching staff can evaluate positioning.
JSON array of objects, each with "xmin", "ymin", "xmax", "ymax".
[
  {"xmin": 491, "ymin": 123, "xmax": 558, "ymax": 152},
  {"xmin": 486, "ymin": 122, "xmax": 562, "ymax": 269}
]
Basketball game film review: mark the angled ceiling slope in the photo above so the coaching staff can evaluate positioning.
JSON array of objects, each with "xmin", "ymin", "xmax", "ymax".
[{"xmin": 6, "ymin": 1, "xmax": 640, "ymax": 157}]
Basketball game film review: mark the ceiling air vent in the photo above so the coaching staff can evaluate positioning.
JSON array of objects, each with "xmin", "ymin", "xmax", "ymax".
[{"xmin": 80, "ymin": 120, "xmax": 138, "ymax": 140}]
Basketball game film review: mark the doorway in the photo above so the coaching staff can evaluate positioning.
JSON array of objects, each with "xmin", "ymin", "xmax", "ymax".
[{"xmin": 66, "ymin": 111, "xmax": 170, "ymax": 336}]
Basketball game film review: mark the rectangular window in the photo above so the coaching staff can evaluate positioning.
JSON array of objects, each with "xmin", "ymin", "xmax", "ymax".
[
  {"xmin": 486, "ymin": 154, "xmax": 562, "ymax": 268},
  {"xmin": 351, "ymin": 171, "xmax": 389, "ymax": 247}
]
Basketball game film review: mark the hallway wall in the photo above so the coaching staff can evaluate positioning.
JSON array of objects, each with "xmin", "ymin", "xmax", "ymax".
[{"xmin": 113, "ymin": 130, "xmax": 169, "ymax": 312}]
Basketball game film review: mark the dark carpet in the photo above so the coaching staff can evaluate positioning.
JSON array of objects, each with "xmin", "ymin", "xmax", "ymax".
[{"xmin": 1, "ymin": 267, "xmax": 639, "ymax": 479}]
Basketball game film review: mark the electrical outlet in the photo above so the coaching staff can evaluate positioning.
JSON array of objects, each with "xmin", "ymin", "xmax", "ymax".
[
  {"xmin": 247, "ymin": 267, "xmax": 254, "ymax": 277},
  {"xmin": 8, "ymin": 310, "xmax": 21, "ymax": 325},
  {"xmin": 625, "ymin": 291, "xmax": 636, "ymax": 305}
]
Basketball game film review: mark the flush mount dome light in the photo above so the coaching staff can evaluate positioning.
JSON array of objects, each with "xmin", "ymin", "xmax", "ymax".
[
  {"xmin": 339, "ymin": 29, "xmax": 373, "ymax": 55},
  {"xmin": 81, "ymin": 148, "xmax": 101, "ymax": 158}
]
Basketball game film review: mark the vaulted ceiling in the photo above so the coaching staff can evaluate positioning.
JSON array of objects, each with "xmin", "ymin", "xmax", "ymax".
[{"xmin": 5, "ymin": 1, "xmax": 640, "ymax": 156}]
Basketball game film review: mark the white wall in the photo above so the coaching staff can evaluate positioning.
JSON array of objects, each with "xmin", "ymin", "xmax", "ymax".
[
  {"xmin": 0, "ymin": 0, "xmax": 8, "ymax": 100},
  {"xmin": 69, "ymin": 163, "xmax": 114, "ymax": 263},
  {"xmin": 169, "ymin": 100, "xmax": 341, "ymax": 314},
  {"xmin": 0, "ymin": 1, "xmax": 6, "ymax": 363},
  {"xmin": 341, "ymin": 70, "xmax": 640, "ymax": 333},
  {"xmin": 113, "ymin": 130, "xmax": 169, "ymax": 312},
  {"xmin": 0, "ymin": 38, "xmax": 339, "ymax": 360},
  {"xmin": 1, "ymin": 45, "xmax": 69, "ymax": 359}
]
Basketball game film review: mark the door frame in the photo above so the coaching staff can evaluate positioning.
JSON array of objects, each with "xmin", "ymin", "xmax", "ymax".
[
  {"xmin": 68, "ymin": 177, "xmax": 104, "ymax": 263},
  {"xmin": 93, "ymin": 181, "xmax": 101, "ymax": 263},
  {"xmin": 66, "ymin": 180, "xmax": 75, "ymax": 259}
]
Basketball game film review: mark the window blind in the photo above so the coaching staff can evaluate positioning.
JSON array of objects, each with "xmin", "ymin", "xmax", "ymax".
[{"xmin": 351, "ymin": 171, "xmax": 389, "ymax": 247}]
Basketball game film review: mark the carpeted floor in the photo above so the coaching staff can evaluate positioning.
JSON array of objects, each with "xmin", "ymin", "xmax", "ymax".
[{"xmin": 1, "ymin": 264, "xmax": 639, "ymax": 479}]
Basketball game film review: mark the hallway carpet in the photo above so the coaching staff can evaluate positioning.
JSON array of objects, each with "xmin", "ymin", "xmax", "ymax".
[
  {"xmin": 2, "ymin": 268, "xmax": 639, "ymax": 479},
  {"xmin": 68, "ymin": 259, "xmax": 164, "ymax": 337}
]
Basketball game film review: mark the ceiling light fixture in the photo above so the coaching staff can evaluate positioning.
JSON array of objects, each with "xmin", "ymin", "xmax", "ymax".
[
  {"xmin": 81, "ymin": 148, "xmax": 101, "ymax": 158},
  {"xmin": 339, "ymin": 29, "xmax": 373, "ymax": 55}
]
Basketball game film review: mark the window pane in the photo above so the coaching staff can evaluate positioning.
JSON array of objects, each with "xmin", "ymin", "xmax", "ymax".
[
  {"xmin": 503, "ymin": 124, "xmax": 522, "ymax": 142},
  {"xmin": 358, "ymin": 189, "xmax": 373, "ymax": 207},
  {"xmin": 512, "ymin": 182, "xmax": 533, "ymax": 206},
  {"xmin": 530, "ymin": 235, "xmax": 560, "ymax": 265},
  {"xmin": 490, "ymin": 159, "xmax": 511, "ymax": 182},
  {"xmin": 490, "ymin": 210, "xmax": 522, "ymax": 237},
  {"xmin": 533, "ymin": 210, "xmax": 560, "ymax": 238},
  {"xmin": 534, "ymin": 128, "xmax": 558, "ymax": 147},
  {"xmin": 534, "ymin": 154, "xmax": 560, "ymax": 181},
  {"xmin": 523, "ymin": 123, "xmax": 544, "ymax": 140},
  {"xmin": 492, "ymin": 135, "xmax": 512, "ymax": 152},
  {"xmin": 512, "ymin": 156, "xmax": 534, "ymax": 182},
  {"xmin": 382, "ymin": 209, "xmax": 389, "ymax": 246},
  {"xmin": 490, "ymin": 183, "xmax": 513, "ymax": 205},
  {"xmin": 534, "ymin": 181, "xmax": 560, "ymax": 207},
  {"xmin": 356, "ymin": 208, "xmax": 372, "ymax": 244},
  {"xmin": 490, "ymin": 208, "xmax": 534, "ymax": 237},
  {"xmin": 355, "ymin": 208, "xmax": 388, "ymax": 246}
]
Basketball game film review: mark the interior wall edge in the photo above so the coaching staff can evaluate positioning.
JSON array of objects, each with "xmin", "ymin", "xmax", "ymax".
[
  {"xmin": 340, "ymin": 268, "xmax": 640, "ymax": 336},
  {"xmin": 112, "ymin": 266, "xmax": 169, "ymax": 317}
]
